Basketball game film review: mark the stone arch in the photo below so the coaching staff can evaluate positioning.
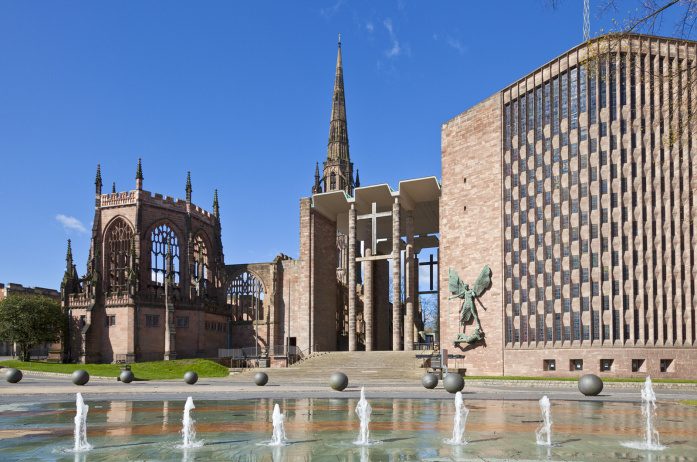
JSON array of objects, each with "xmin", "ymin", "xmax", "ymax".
[
  {"xmin": 102, "ymin": 216, "xmax": 134, "ymax": 293},
  {"xmin": 145, "ymin": 220, "xmax": 183, "ymax": 290},
  {"xmin": 225, "ymin": 268, "xmax": 267, "ymax": 323}
]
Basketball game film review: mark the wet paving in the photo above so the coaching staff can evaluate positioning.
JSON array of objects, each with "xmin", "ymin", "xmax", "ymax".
[{"xmin": 1, "ymin": 397, "xmax": 696, "ymax": 461}]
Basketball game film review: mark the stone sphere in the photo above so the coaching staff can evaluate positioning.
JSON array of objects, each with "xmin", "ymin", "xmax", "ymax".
[
  {"xmin": 578, "ymin": 374, "xmax": 603, "ymax": 396},
  {"xmin": 183, "ymin": 371, "xmax": 198, "ymax": 385},
  {"xmin": 443, "ymin": 373, "xmax": 465, "ymax": 393},
  {"xmin": 5, "ymin": 368, "xmax": 22, "ymax": 384},
  {"xmin": 329, "ymin": 372, "xmax": 348, "ymax": 391},
  {"xmin": 119, "ymin": 370, "xmax": 135, "ymax": 383},
  {"xmin": 422, "ymin": 373, "xmax": 438, "ymax": 389},
  {"xmin": 254, "ymin": 371, "xmax": 269, "ymax": 386},
  {"xmin": 72, "ymin": 370, "xmax": 90, "ymax": 386}
]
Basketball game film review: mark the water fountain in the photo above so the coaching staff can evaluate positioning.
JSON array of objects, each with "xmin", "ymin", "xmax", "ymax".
[
  {"xmin": 72, "ymin": 393, "xmax": 92, "ymax": 452},
  {"xmin": 269, "ymin": 403, "xmax": 287, "ymax": 446},
  {"xmin": 177, "ymin": 396, "xmax": 203, "ymax": 449},
  {"xmin": 354, "ymin": 387, "xmax": 375, "ymax": 445},
  {"xmin": 444, "ymin": 391, "xmax": 469, "ymax": 445},
  {"xmin": 535, "ymin": 395, "xmax": 557, "ymax": 447},
  {"xmin": 4, "ymin": 393, "xmax": 695, "ymax": 459},
  {"xmin": 621, "ymin": 376, "xmax": 667, "ymax": 451}
]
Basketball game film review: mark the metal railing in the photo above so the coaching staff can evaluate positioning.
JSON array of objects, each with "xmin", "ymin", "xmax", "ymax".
[
  {"xmin": 218, "ymin": 345, "xmax": 304, "ymax": 359},
  {"xmin": 28, "ymin": 348, "xmax": 48, "ymax": 360}
]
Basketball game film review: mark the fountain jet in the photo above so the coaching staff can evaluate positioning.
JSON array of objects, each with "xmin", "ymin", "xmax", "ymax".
[
  {"xmin": 444, "ymin": 391, "xmax": 469, "ymax": 445},
  {"xmin": 73, "ymin": 393, "xmax": 92, "ymax": 452},
  {"xmin": 177, "ymin": 396, "xmax": 203, "ymax": 448},
  {"xmin": 535, "ymin": 396, "xmax": 556, "ymax": 446},
  {"xmin": 354, "ymin": 387, "xmax": 374, "ymax": 445},
  {"xmin": 270, "ymin": 403, "xmax": 287, "ymax": 446},
  {"xmin": 621, "ymin": 376, "xmax": 666, "ymax": 451}
]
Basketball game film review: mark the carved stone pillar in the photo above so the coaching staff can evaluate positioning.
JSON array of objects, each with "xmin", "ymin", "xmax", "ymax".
[
  {"xmin": 392, "ymin": 199, "xmax": 402, "ymax": 351},
  {"xmin": 405, "ymin": 210, "xmax": 415, "ymax": 351},
  {"xmin": 348, "ymin": 204, "xmax": 357, "ymax": 352}
]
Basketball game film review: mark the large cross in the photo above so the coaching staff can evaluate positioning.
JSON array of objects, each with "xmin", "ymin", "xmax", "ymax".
[
  {"xmin": 357, "ymin": 202, "xmax": 392, "ymax": 255},
  {"xmin": 418, "ymin": 253, "xmax": 438, "ymax": 294}
]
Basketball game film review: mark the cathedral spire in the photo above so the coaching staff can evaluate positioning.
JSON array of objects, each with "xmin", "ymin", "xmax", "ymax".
[{"xmin": 327, "ymin": 38, "xmax": 349, "ymax": 163}]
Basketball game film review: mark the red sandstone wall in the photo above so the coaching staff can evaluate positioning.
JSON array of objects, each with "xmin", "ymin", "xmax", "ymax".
[
  {"xmin": 311, "ymin": 210, "xmax": 338, "ymax": 351},
  {"xmin": 440, "ymin": 94, "xmax": 504, "ymax": 375}
]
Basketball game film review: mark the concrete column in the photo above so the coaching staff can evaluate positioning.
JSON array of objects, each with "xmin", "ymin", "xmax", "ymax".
[
  {"xmin": 405, "ymin": 210, "xmax": 415, "ymax": 351},
  {"xmin": 348, "ymin": 204, "xmax": 357, "ymax": 351},
  {"xmin": 392, "ymin": 200, "xmax": 402, "ymax": 351},
  {"xmin": 365, "ymin": 248, "xmax": 373, "ymax": 351},
  {"xmin": 364, "ymin": 220, "xmax": 373, "ymax": 351}
]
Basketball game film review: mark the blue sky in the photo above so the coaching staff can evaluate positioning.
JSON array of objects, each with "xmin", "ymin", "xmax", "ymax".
[{"xmin": 0, "ymin": 1, "xmax": 600, "ymax": 290}]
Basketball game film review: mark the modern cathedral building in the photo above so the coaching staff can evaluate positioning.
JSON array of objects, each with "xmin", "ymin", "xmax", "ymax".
[
  {"xmin": 441, "ymin": 34, "xmax": 696, "ymax": 378},
  {"xmin": 58, "ymin": 34, "xmax": 696, "ymax": 379}
]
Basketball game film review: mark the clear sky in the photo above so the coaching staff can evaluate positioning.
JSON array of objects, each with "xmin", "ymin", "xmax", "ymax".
[{"xmin": 0, "ymin": 1, "xmax": 600, "ymax": 290}]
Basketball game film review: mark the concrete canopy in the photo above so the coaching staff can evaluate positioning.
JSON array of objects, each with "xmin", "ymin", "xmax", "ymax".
[{"xmin": 311, "ymin": 176, "xmax": 441, "ymax": 254}]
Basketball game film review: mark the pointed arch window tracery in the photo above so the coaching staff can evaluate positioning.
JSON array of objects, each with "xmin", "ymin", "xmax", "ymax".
[
  {"xmin": 192, "ymin": 233, "xmax": 209, "ymax": 294},
  {"xmin": 330, "ymin": 172, "xmax": 336, "ymax": 190},
  {"xmin": 149, "ymin": 223, "xmax": 180, "ymax": 288},
  {"xmin": 105, "ymin": 218, "xmax": 133, "ymax": 293},
  {"xmin": 227, "ymin": 270, "xmax": 264, "ymax": 322}
]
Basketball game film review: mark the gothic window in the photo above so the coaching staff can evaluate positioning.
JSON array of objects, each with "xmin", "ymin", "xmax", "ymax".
[
  {"xmin": 330, "ymin": 172, "xmax": 336, "ymax": 190},
  {"xmin": 149, "ymin": 223, "xmax": 180, "ymax": 287},
  {"xmin": 192, "ymin": 233, "xmax": 209, "ymax": 294},
  {"xmin": 105, "ymin": 218, "xmax": 133, "ymax": 293},
  {"xmin": 227, "ymin": 270, "xmax": 264, "ymax": 322}
]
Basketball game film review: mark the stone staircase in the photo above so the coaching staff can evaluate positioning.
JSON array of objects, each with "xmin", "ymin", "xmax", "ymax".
[{"xmin": 231, "ymin": 351, "xmax": 432, "ymax": 382}]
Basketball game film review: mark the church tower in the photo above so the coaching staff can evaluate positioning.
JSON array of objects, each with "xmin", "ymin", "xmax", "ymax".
[{"xmin": 313, "ymin": 37, "xmax": 355, "ymax": 195}]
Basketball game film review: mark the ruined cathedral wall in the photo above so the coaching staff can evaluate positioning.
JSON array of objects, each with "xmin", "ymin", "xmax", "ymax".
[
  {"xmin": 440, "ymin": 93, "xmax": 505, "ymax": 375},
  {"xmin": 276, "ymin": 259, "xmax": 303, "ymax": 349}
]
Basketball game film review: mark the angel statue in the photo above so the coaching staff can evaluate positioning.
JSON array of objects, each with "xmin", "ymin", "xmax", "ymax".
[{"xmin": 448, "ymin": 265, "xmax": 491, "ymax": 346}]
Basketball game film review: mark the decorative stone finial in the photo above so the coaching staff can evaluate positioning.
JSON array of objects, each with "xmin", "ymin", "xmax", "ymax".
[
  {"xmin": 95, "ymin": 164, "xmax": 102, "ymax": 190},
  {"xmin": 135, "ymin": 158, "xmax": 143, "ymax": 180},
  {"xmin": 186, "ymin": 171, "xmax": 192, "ymax": 202},
  {"xmin": 112, "ymin": 182, "xmax": 116, "ymax": 194},
  {"xmin": 355, "ymin": 169, "xmax": 360, "ymax": 188},
  {"xmin": 135, "ymin": 158, "xmax": 143, "ymax": 190},
  {"xmin": 66, "ymin": 239, "xmax": 73, "ymax": 266},
  {"xmin": 213, "ymin": 189, "xmax": 220, "ymax": 219}
]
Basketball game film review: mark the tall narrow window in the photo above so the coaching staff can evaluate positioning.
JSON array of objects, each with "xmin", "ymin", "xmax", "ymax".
[
  {"xmin": 193, "ymin": 233, "xmax": 209, "ymax": 294},
  {"xmin": 149, "ymin": 223, "xmax": 180, "ymax": 287},
  {"xmin": 227, "ymin": 270, "xmax": 265, "ymax": 322},
  {"xmin": 105, "ymin": 218, "xmax": 133, "ymax": 292}
]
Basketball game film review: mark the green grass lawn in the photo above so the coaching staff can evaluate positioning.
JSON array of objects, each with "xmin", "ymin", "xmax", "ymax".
[
  {"xmin": 0, "ymin": 359, "xmax": 229, "ymax": 380},
  {"xmin": 678, "ymin": 400, "xmax": 697, "ymax": 406}
]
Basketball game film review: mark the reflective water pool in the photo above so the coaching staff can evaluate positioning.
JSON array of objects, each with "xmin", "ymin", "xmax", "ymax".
[{"xmin": 1, "ymin": 397, "xmax": 696, "ymax": 461}]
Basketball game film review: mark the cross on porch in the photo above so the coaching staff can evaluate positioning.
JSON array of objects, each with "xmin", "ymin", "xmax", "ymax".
[{"xmin": 357, "ymin": 202, "xmax": 392, "ymax": 256}]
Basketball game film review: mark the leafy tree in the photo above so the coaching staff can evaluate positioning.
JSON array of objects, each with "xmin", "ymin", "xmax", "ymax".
[
  {"xmin": 545, "ymin": 1, "xmax": 697, "ymax": 145},
  {"xmin": 0, "ymin": 294, "xmax": 65, "ymax": 361}
]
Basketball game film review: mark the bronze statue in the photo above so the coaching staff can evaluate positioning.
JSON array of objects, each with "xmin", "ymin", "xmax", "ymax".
[{"xmin": 449, "ymin": 265, "xmax": 491, "ymax": 346}]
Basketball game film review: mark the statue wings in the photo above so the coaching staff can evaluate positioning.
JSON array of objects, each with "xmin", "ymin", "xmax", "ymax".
[
  {"xmin": 448, "ymin": 268, "xmax": 466, "ymax": 296},
  {"xmin": 473, "ymin": 265, "xmax": 492, "ymax": 297}
]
